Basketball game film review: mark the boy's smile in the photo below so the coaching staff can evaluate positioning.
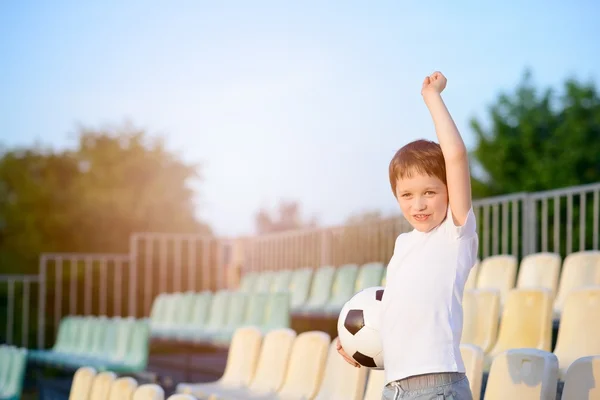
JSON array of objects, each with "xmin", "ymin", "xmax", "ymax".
[{"xmin": 395, "ymin": 171, "xmax": 448, "ymax": 232}]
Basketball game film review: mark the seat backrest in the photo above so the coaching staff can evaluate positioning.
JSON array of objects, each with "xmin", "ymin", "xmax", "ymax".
[
  {"xmin": 132, "ymin": 384, "xmax": 165, "ymax": 400},
  {"xmin": 2, "ymin": 347, "xmax": 27, "ymax": 398},
  {"xmin": 271, "ymin": 270, "xmax": 293, "ymax": 293},
  {"xmin": 354, "ymin": 262, "xmax": 385, "ymax": 292},
  {"xmin": 69, "ymin": 367, "xmax": 97, "ymax": 400},
  {"xmin": 277, "ymin": 331, "xmax": 331, "ymax": 399},
  {"xmin": 517, "ymin": 252, "xmax": 562, "ymax": 295},
  {"xmin": 313, "ymin": 339, "xmax": 368, "ymax": 400},
  {"xmin": 89, "ymin": 371, "xmax": 117, "ymax": 400},
  {"xmin": 462, "ymin": 289, "xmax": 500, "ymax": 353},
  {"xmin": 0, "ymin": 346, "xmax": 12, "ymax": 388},
  {"xmin": 247, "ymin": 328, "xmax": 297, "ymax": 393},
  {"xmin": 288, "ymin": 267, "xmax": 314, "ymax": 309},
  {"xmin": 484, "ymin": 349, "xmax": 558, "ymax": 400},
  {"xmin": 263, "ymin": 291, "xmax": 291, "ymax": 329},
  {"xmin": 62, "ymin": 316, "xmax": 82, "ymax": 353},
  {"xmin": 243, "ymin": 292, "xmax": 270, "ymax": 326},
  {"xmin": 223, "ymin": 292, "xmax": 248, "ymax": 327},
  {"xmin": 204, "ymin": 290, "xmax": 230, "ymax": 329},
  {"xmin": 52, "ymin": 316, "xmax": 73, "ymax": 351},
  {"xmin": 149, "ymin": 293, "xmax": 167, "ymax": 327},
  {"xmin": 305, "ymin": 265, "xmax": 336, "ymax": 307},
  {"xmin": 189, "ymin": 291, "xmax": 212, "ymax": 325},
  {"xmin": 109, "ymin": 318, "xmax": 135, "ymax": 361},
  {"xmin": 553, "ymin": 287, "xmax": 600, "ymax": 376},
  {"xmin": 488, "ymin": 288, "xmax": 553, "ymax": 358},
  {"xmin": 73, "ymin": 316, "xmax": 96, "ymax": 354},
  {"xmin": 123, "ymin": 320, "xmax": 151, "ymax": 370},
  {"xmin": 166, "ymin": 395, "xmax": 196, "ymax": 400},
  {"xmin": 460, "ymin": 344, "xmax": 484, "ymax": 400},
  {"xmin": 327, "ymin": 264, "xmax": 359, "ymax": 305},
  {"xmin": 174, "ymin": 291, "xmax": 197, "ymax": 325},
  {"xmin": 476, "ymin": 255, "xmax": 517, "ymax": 304},
  {"xmin": 108, "ymin": 377, "xmax": 138, "ymax": 400},
  {"xmin": 254, "ymin": 271, "xmax": 276, "ymax": 293},
  {"xmin": 363, "ymin": 369, "xmax": 387, "ymax": 400},
  {"xmin": 554, "ymin": 250, "xmax": 600, "ymax": 314},
  {"xmin": 239, "ymin": 271, "xmax": 258, "ymax": 292},
  {"xmin": 219, "ymin": 326, "xmax": 263, "ymax": 387},
  {"xmin": 88, "ymin": 316, "xmax": 109, "ymax": 356},
  {"xmin": 562, "ymin": 355, "xmax": 600, "ymax": 400}
]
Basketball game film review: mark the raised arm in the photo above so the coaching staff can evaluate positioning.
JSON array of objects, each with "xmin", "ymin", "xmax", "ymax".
[{"xmin": 421, "ymin": 71, "xmax": 472, "ymax": 226}]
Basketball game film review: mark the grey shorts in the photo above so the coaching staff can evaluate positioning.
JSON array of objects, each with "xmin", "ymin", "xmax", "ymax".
[{"xmin": 382, "ymin": 372, "xmax": 472, "ymax": 400}]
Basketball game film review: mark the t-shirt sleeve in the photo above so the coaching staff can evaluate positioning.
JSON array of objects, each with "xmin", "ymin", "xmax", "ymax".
[{"xmin": 446, "ymin": 206, "xmax": 477, "ymax": 239}]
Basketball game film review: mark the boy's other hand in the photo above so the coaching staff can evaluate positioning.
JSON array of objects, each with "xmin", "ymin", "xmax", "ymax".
[
  {"xmin": 336, "ymin": 337, "xmax": 361, "ymax": 368},
  {"xmin": 421, "ymin": 71, "xmax": 447, "ymax": 96}
]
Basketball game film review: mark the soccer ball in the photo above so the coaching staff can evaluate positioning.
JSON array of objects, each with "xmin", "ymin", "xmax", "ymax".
[{"xmin": 336, "ymin": 286, "xmax": 385, "ymax": 369}]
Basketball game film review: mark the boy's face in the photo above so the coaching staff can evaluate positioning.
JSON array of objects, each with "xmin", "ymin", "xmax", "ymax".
[{"xmin": 395, "ymin": 172, "xmax": 448, "ymax": 232}]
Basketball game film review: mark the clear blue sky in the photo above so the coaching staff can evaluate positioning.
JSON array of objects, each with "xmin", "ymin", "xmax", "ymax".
[{"xmin": 1, "ymin": 0, "xmax": 599, "ymax": 236}]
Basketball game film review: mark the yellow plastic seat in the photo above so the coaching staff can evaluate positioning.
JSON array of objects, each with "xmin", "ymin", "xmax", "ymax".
[
  {"xmin": 313, "ymin": 338, "xmax": 368, "ymax": 400},
  {"xmin": 561, "ymin": 355, "xmax": 600, "ymax": 400},
  {"xmin": 461, "ymin": 289, "xmax": 500, "ymax": 353},
  {"xmin": 475, "ymin": 255, "xmax": 517, "ymax": 305},
  {"xmin": 485, "ymin": 288, "xmax": 553, "ymax": 370},
  {"xmin": 517, "ymin": 252, "xmax": 561, "ymax": 296},
  {"xmin": 465, "ymin": 259, "xmax": 480, "ymax": 290},
  {"xmin": 89, "ymin": 371, "xmax": 117, "ymax": 400},
  {"xmin": 484, "ymin": 349, "xmax": 559, "ymax": 400},
  {"xmin": 460, "ymin": 344, "xmax": 484, "ymax": 400},
  {"xmin": 132, "ymin": 384, "xmax": 165, "ymax": 400},
  {"xmin": 362, "ymin": 369, "xmax": 386, "ymax": 400},
  {"xmin": 108, "ymin": 377, "xmax": 138, "ymax": 400},
  {"xmin": 553, "ymin": 287, "xmax": 600, "ymax": 378},
  {"xmin": 68, "ymin": 367, "xmax": 97, "ymax": 400},
  {"xmin": 553, "ymin": 250, "xmax": 600, "ymax": 318}
]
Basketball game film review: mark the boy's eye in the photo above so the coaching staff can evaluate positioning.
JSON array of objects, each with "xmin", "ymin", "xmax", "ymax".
[
  {"xmin": 425, "ymin": 191, "xmax": 435, "ymax": 195},
  {"xmin": 401, "ymin": 193, "xmax": 411, "ymax": 198}
]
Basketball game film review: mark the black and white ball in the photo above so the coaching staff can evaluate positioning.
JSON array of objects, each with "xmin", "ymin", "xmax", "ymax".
[{"xmin": 336, "ymin": 286, "xmax": 385, "ymax": 369}]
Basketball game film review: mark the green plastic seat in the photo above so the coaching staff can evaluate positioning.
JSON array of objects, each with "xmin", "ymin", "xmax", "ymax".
[
  {"xmin": 322, "ymin": 264, "xmax": 360, "ymax": 315},
  {"xmin": 271, "ymin": 270, "xmax": 293, "ymax": 293},
  {"xmin": 182, "ymin": 290, "xmax": 230, "ymax": 342},
  {"xmin": 0, "ymin": 346, "xmax": 27, "ymax": 400},
  {"xmin": 295, "ymin": 265, "xmax": 335, "ymax": 313},
  {"xmin": 254, "ymin": 271, "xmax": 276, "ymax": 293},
  {"xmin": 238, "ymin": 271, "xmax": 258, "ymax": 292},
  {"xmin": 194, "ymin": 292, "xmax": 248, "ymax": 342},
  {"xmin": 260, "ymin": 292, "xmax": 291, "ymax": 334},
  {"xmin": 177, "ymin": 291, "xmax": 213, "ymax": 340},
  {"xmin": 211, "ymin": 292, "xmax": 269, "ymax": 345},
  {"xmin": 152, "ymin": 292, "xmax": 184, "ymax": 338},
  {"xmin": 354, "ymin": 262, "xmax": 385, "ymax": 291},
  {"xmin": 288, "ymin": 267, "xmax": 314, "ymax": 310}
]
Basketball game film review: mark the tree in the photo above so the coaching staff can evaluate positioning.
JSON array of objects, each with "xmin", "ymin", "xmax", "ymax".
[
  {"xmin": 470, "ymin": 70, "xmax": 600, "ymax": 198},
  {"xmin": 255, "ymin": 200, "xmax": 318, "ymax": 234},
  {"xmin": 0, "ymin": 122, "xmax": 211, "ymax": 275}
]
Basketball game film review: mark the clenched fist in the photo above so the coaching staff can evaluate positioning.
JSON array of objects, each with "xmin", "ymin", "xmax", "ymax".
[{"xmin": 421, "ymin": 71, "xmax": 447, "ymax": 96}]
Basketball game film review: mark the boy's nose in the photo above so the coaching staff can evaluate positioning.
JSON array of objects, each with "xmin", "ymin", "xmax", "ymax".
[{"xmin": 414, "ymin": 198, "xmax": 427, "ymax": 210}]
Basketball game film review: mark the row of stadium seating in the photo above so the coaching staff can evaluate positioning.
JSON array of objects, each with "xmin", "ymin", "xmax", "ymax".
[
  {"xmin": 0, "ymin": 345, "xmax": 27, "ymax": 400},
  {"xmin": 462, "ymin": 286, "xmax": 600, "ymax": 376},
  {"xmin": 233, "ymin": 250, "xmax": 600, "ymax": 319},
  {"xmin": 68, "ymin": 366, "xmax": 194, "ymax": 400},
  {"xmin": 28, "ymin": 316, "xmax": 150, "ymax": 373},
  {"xmin": 175, "ymin": 326, "xmax": 599, "ymax": 400},
  {"xmin": 149, "ymin": 291, "xmax": 290, "ymax": 344}
]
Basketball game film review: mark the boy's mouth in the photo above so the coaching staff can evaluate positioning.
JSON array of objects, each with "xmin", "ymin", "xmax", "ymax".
[{"xmin": 413, "ymin": 214, "xmax": 430, "ymax": 222}]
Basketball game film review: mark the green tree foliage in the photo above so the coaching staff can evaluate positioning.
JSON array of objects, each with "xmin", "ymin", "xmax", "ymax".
[
  {"xmin": 0, "ymin": 123, "xmax": 211, "ymax": 275},
  {"xmin": 470, "ymin": 70, "xmax": 600, "ymax": 198}
]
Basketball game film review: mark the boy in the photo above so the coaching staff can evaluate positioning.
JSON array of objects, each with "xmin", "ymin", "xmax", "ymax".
[{"xmin": 337, "ymin": 71, "xmax": 478, "ymax": 400}]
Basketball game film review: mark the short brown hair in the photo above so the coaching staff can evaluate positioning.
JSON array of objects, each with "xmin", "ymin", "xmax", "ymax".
[{"xmin": 388, "ymin": 139, "xmax": 447, "ymax": 196}]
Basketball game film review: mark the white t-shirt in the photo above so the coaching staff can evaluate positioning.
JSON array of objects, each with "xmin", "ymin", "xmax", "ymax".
[{"xmin": 380, "ymin": 206, "xmax": 478, "ymax": 384}]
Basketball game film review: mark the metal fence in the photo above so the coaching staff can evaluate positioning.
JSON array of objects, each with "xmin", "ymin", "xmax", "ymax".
[
  {"xmin": 0, "ymin": 274, "xmax": 39, "ymax": 348},
  {"xmin": 2, "ymin": 181, "xmax": 599, "ymax": 350}
]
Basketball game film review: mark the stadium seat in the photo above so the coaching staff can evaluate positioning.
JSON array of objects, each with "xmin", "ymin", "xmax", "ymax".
[
  {"xmin": 253, "ymin": 330, "xmax": 330, "ymax": 400},
  {"xmin": 459, "ymin": 344, "xmax": 484, "ymax": 400},
  {"xmin": 461, "ymin": 289, "xmax": 500, "ymax": 353},
  {"xmin": 313, "ymin": 338, "xmax": 368, "ymax": 400},
  {"xmin": 149, "ymin": 293, "xmax": 168, "ymax": 333},
  {"xmin": 354, "ymin": 262, "xmax": 385, "ymax": 292},
  {"xmin": 553, "ymin": 287, "xmax": 600, "ymax": 378},
  {"xmin": 89, "ymin": 371, "xmax": 117, "ymax": 400},
  {"xmin": 202, "ymin": 328, "xmax": 297, "ymax": 399},
  {"xmin": 475, "ymin": 255, "xmax": 517, "ymax": 305},
  {"xmin": 210, "ymin": 293, "xmax": 269, "ymax": 344},
  {"xmin": 177, "ymin": 326, "xmax": 263, "ymax": 398},
  {"xmin": 516, "ymin": 252, "xmax": 562, "ymax": 296},
  {"xmin": 288, "ymin": 267, "xmax": 314, "ymax": 310},
  {"xmin": 465, "ymin": 259, "xmax": 480, "ymax": 290},
  {"xmin": 176, "ymin": 291, "xmax": 213, "ymax": 339},
  {"xmin": 167, "ymin": 395, "xmax": 196, "ymax": 400},
  {"xmin": 484, "ymin": 348, "xmax": 559, "ymax": 400},
  {"xmin": 132, "ymin": 384, "xmax": 165, "ymax": 400},
  {"xmin": 0, "ymin": 346, "xmax": 27, "ymax": 400},
  {"xmin": 270, "ymin": 269, "xmax": 293, "ymax": 292},
  {"xmin": 192, "ymin": 292, "xmax": 248, "ymax": 342},
  {"xmin": 238, "ymin": 271, "xmax": 259, "ymax": 292},
  {"xmin": 294, "ymin": 265, "xmax": 335, "ymax": 313},
  {"xmin": 108, "ymin": 377, "xmax": 139, "ymax": 400},
  {"xmin": 254, "ymin": 271, "xmax": 276, "ymax": 292},
  {"xmin": 553, "ymin": 250, "xmax": 600, "ymax": 318},
  {"xmin": 561, "ymin": 355, "xmax": 600, "ymax": 399},
  {"xmin": 259, "ymin": 292, "xmax": 291, "ymax": 335},
  {"xmin": 485, "ymin": 288, "xmax": 553, "ymax": 369},
  {"xmin": 362, "ymin": 369, "xmax": 386, "ymax": 400},
  {"xmin": 68, "ymin": 367, "xmax": 97, "ymax": 400},
  {"xmin": 151, "ymin": 292, "xmax": 183, "ymax": 337},
  {"xmin": 321, "ymin": 263, "xmax": 359, "ymax": 315},
  {"xmin": 179, "ymin": 290, "xmax": 230, "ymax": 342}
]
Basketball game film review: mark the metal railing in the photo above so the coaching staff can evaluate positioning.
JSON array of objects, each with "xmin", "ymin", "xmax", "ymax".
[{"xmin": 0, "ymin": 274, "xmax": 40, "ymax": 348}]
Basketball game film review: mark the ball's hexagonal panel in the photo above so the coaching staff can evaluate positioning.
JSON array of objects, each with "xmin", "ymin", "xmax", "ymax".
[{"xmin": 375, "ymin": 289, "xmax": 384, "ymax": 301}]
